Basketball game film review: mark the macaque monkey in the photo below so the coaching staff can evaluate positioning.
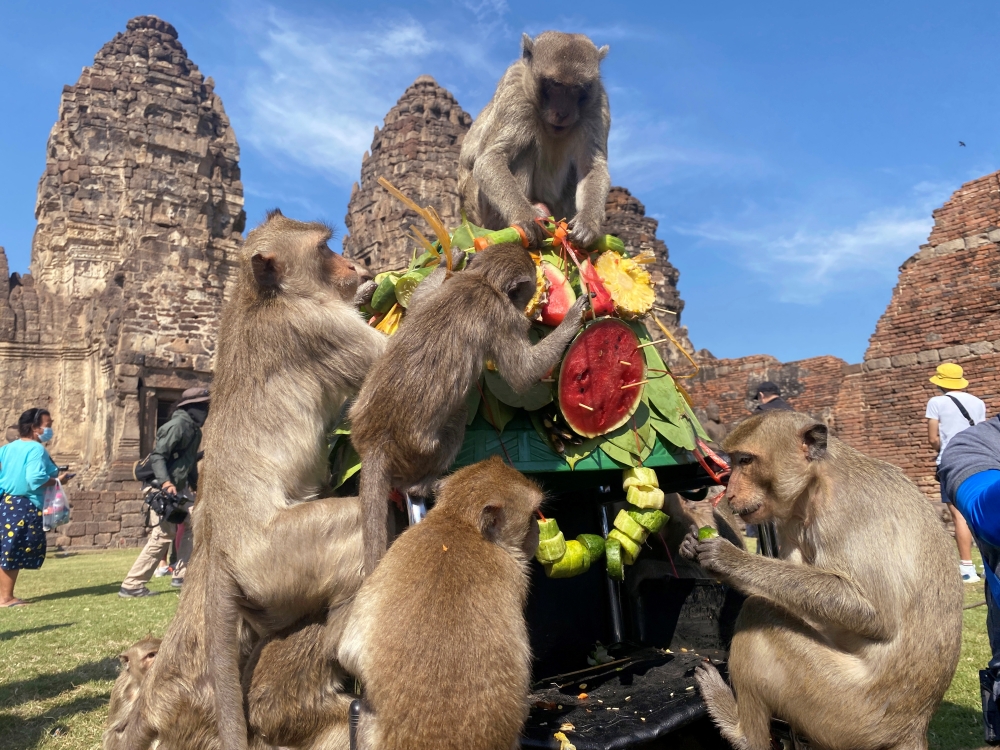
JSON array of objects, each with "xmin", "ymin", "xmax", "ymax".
[
  {"xmin": 103, "ymin": 636, "xmax": 161, "ymax": 749},
  {"xmin": 350, "ymin": 243, "xmax": 586, "ymax": 573},
  {"xmin": 680, "ymin": 411, "xmax": 963, "ymax": 750},
  {"xmin": 192, "ymin": 210, "xmax": 383, "ymax": 750},
  {"xmin": 459, "ymin": 31, "xmax": 611, "ymax": 248},
  {"xmin": 105, "ymin": 527, "xmax": 357, "ymax": 750},
  {"xmin": 338, "ymin": 457, "xmax": 543, "ymax": 750}
]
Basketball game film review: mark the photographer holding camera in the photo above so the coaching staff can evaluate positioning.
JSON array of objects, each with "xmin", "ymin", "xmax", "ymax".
[{"xmin": 119, "ymin": 387, "xmax": 208, "ymax": 598}]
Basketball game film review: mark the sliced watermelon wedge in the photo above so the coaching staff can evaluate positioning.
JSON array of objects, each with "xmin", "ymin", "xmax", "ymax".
[
  {"xmin": 558, "ymin": 319, "xmax": 646, "ymax": 438},
  {"xmin": 578, "ymin": 259, "xmax": 615, "ymax": 318},
  {"xmin": 539, "ymin": 261, "xmax": 577, "ymax": 326}
]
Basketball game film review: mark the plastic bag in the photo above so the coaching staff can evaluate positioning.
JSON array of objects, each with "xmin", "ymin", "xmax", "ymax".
[{"xmin": 43, "ymin": 479, "xmax": 69, "ymax": 531}]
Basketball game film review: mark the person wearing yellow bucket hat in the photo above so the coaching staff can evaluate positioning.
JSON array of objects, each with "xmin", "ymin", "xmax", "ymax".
[{"xmin": 926, "ymin": 363, "xmax": 986, "ymax": 583}]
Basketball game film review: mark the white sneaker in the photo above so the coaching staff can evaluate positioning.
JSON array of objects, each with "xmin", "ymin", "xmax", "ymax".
[
  {"xmin": 961, "ymin": 565, "xmax": 981, "ymax": 583},
  {"xmin": 154, "ymin": 565, "xmax": 172, "ymax": 578}
]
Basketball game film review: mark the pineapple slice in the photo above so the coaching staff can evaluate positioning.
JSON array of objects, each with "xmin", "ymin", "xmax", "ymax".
[
  {"xmin": 594, "ymin": 252, "xmax": 655, "ymax": 318},
  {"xmin": 525, "ymin": 262, "xmax": 547, "ymax": 317}
]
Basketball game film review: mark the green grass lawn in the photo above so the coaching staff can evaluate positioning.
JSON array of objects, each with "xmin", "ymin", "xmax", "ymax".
[{"xmin": 0, "ymin": 550, "xmax": 993, "ymax": 749}]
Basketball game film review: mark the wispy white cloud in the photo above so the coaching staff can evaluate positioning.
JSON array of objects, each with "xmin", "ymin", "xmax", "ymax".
[{"xmin": 675, "ymin": 183, "xmax": 953, "ymax": 304}]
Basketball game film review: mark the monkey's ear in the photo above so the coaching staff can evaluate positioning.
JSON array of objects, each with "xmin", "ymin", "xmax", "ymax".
[
  {"xmin": 801, "ymin": 423, "xmax": 828, "ymax": 461},
  {"xmin": 506, "ymin": 275, "xmax": 535, "ymax": 303},
  {"xmin": 598, "ymin": 44, "xmax": 610, "ymax": 60},
  {"xmin": 119, "ymin": 652, "xmax": 130, "ymax": 666},
  {"xmin": 251, "ymin": 252, "xmax": 284, "ymax": 288},
  {"xmin": 521, "ymin": 32, "xmax": 534, "ymax": 60},
  {"xmin": 479, "ymin": 504, "xmax": 505, "ymax": 542}
]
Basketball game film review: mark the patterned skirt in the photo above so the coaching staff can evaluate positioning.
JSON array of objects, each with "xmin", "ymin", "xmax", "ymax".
[{"xmin": 1, "ymin": 494, "xmax": 46, "ymax": 571}]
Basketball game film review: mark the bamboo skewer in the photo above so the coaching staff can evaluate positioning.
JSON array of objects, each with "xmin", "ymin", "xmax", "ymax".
[{"xmin": 621, "ymin": 380, "xmax": 649, "ymax": 390}]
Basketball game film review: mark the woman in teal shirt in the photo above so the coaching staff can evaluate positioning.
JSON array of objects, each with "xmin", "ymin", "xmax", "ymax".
[{"xmin": 0, "ymin": 408, "xmax": 68, "ymax": 607}]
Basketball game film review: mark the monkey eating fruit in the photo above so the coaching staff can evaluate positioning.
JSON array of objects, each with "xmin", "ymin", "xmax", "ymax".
[
  {"xmin": 680, "ymin": 411, "xmax": 962, "ymax": 750},
  {"xmin": 459, "ymin": 31, "xmax": 611, "ymax": 248},
  {"xmin": 350, "ymin": 242, "xmax": 587, "ymax": 574},
  {"xmin": 338, "ymin": 457, "xmax": 543, "ymax": 750}
]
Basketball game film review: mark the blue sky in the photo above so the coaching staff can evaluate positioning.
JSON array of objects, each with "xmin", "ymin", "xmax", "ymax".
[{"xmin": 2, "ymin": 1, "xmax": 998, "ymax": 363}]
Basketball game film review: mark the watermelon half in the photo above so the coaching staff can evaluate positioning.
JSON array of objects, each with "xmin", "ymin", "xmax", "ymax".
[
  {"xmin": 539, "ymin": 261, "xmax": 576, "ymax": 326},
  {"xmin": 558, "ymin": 319, "xmax": 646, "ymax": 438}
]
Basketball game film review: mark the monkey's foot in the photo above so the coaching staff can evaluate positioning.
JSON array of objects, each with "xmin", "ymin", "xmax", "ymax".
[{"xmin": 695, "ymin": 662, "xmax": 753, "ymax": 750}]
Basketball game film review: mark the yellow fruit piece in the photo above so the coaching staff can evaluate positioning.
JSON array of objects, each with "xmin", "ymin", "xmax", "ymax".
[
  {"xmin": 626, "ymin": 485, "xmax": 665, "ymax": 510},
  {"xmin": 525, "ymin": 263, "xmax": 547, "ymax": 317},
  {"xmin": 374, "ymin": 303, "xmax": 404, "ymax": 335},
  {"xmin": 594, "ymin": 251, "xmax": 655, "ymax": 318},
  {"xmin": 607, "ymin": 529, "xmax": 641, "ymax": 565},
  {"xmin": 623, "ymin": 467, "xmax": 659, "ymax": 489}
]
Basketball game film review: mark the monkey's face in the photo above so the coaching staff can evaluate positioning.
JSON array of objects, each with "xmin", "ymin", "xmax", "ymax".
[
  {"xmin": 538, "ymin": 79, "xmax": 588, "ymax": 135},
  {"xmin": 724, "ymin": 453, "xmax": 772, "ymax": 524},
  {"xmin": 320, "ymin": 242, "xmax": 362, "ymax": 301}
]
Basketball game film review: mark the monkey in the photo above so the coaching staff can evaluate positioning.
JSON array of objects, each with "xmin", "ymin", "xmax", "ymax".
[
  {"xmin": 338, "ymin": 456, "xmax": 543, "ymax": 750},
  {"xmin": 679, "ymin": 410, "xmax": 963, "ymax": 750},
  {"xmin": 104, "ymin": 539, "xmax": 356, "ymax": 750},
  {"xmin": 103, "ymin": 636, "xmax": 161, "ymax": 750},
  {"xmin": 458, "ymin": 31, "xmax": 611, "ymax": 249},
  {"xmin": 145, "ymin": 210, "xmax": 385, "ymax": 750},
  {"xmin": 349, "ymin": 242, "xmax": 587, "ymax": 574}
]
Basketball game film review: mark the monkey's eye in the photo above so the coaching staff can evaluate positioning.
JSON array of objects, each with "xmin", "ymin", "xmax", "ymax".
[{"xmin": 738, "ymin": 455, "xmax": 754, "ymax": 466}]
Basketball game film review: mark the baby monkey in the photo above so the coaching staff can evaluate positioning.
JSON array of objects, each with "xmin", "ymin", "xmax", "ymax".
[
  {"xmin": 350, "ymin": 242, "xmax": 586, "ymax": 573},
  {"xmin": 338, "ymin": 457, "xmax": 543, "ymax": 750},
  {"xmin": 103, "ymin": 636, "xmax": 161, "ymax": 750}
]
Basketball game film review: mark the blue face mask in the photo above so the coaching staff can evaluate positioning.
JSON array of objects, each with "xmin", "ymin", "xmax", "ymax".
[{"xmin": 38, "ymin": 427, "xmax": 53, "ymax": 444}]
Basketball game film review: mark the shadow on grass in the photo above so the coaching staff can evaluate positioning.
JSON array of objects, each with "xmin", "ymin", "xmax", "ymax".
[
  {"xmin": 26, "ymin": 583, "xmax": 121, "ymax": 602},
  {"xmin": 930, "ymin": 700, "xmax": 987, "ymax": 750},
  {"xmin": 0, "ymin": 623, "xmax": 73, "ymax": 642},
  {"xmin": 0, "ymin": 656, "xmax": 119, "ymax": 709},
  {"xmin": 0, "ymin": 691, "xmax": 110, "ymax": 750}
]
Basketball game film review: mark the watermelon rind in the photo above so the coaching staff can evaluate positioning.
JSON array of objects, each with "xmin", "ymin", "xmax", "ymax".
[{"xmin": 558, "ymin": 319, "xmax": 647, "ymax": 439}]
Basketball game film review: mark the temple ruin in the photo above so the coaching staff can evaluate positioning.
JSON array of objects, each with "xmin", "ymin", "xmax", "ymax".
[{"xmin": 0, "ymin": 16, "xmax": 245, "ymax": 547}]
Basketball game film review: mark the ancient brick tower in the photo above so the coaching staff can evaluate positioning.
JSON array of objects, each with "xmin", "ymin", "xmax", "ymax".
[
  {"xmin": 342, "ymin": 76, "xmax": 472, "ymax": 271},
  {"xmin": 0, "ymin": 16, "xmax": 245, "ymax": 547}
]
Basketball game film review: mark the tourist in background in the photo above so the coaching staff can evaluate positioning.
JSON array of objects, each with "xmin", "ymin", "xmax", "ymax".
[
  {"xmin": 927, "ymin": 362, "xmax": 987, "ymax": 583},
  {"xmin": 753, "ymin": 381, "xmax": 793, "ymax": 413},
  {"xmin": 119, "ymin": 387, "xmax": 208, "ymax": 598},
  {"xmin": 0, "ymin": 408, "xmax": 69, "ymax": 607},
  {"xmin": 939, "ymin": 415, "xmax": 1000, "ymax": 744}
]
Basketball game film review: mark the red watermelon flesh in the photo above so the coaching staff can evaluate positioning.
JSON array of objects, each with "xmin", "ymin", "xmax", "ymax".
[
  {"xmin": 558, "ymin": 319, "xmax": 646, "ymax": 438},
  {"xmin": 539, "ymin": 262, "xmax": 576, "ymax": 326},
  {"xmin": 579, "ymin": 259, "xmax": 615, "ymax": 318}
]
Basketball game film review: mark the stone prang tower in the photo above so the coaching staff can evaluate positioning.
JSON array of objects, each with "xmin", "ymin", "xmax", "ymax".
[
  {"xmin": 343, "ymin": 76, "xmax": 472, "ymax": 272},
  {"xmin": 0, "ymin": 16, "xmax": 245, "ymax": 547}
]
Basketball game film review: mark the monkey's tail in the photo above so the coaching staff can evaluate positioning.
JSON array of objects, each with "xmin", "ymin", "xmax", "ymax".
[
  {"xmin": 359, "ymin": 451, "xmax": 391, "ymax": 576},
  {"xmin": 206, "ymin": 562, "xmax": 250, "ymax": 750}
]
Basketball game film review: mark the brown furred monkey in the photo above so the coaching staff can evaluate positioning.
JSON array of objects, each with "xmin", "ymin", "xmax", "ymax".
[
  {"xmin": 459, "ymin": 31, "xmax": 611, "ymax": 248},
  {"xmin": 349, "ymin": 243, "xmax": 586, "ymax": 574},
  {"xmin": 680, "ymin": 411, "xmax": 963, "ymax": 750},
  {"xmin": 103, "ymin": 636, "xmax": 161, "ymax": 750},
  {"xmin": 338, "ymin": 457, "xmax": 543, "ymax": 750},
  {"xmin": 197, "ymin": 210, "xmax": 386, "ymax": 750}
]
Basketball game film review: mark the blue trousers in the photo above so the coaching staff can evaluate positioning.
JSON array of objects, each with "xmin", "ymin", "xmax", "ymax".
[{"xmin": 955, "ymin": 470, "xmax": 1000, "ymax": 744}]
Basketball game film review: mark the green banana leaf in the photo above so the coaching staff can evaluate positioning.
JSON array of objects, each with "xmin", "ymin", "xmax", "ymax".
[
  {"xmin": 479, "ymin": 385, "xmax": 516, "ymax": 433},
  {"xmin": 484, "ymin": 369, "xmax": 553, "ymax": 411}
]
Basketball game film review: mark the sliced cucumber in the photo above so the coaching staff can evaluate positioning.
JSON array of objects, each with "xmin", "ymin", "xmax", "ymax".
[
  {"xmin": 607, "ymin": 529, "xmax": 641, "ymax": 565},
  {"xmin": 626, "ymin": 484, "xmax": 665, "ymax": 510},
  {"xmin": 537, "ymin": 518, "xmax": 561, "ymax": 541},
  {"xmin": 628, "ymin": 508, "xmax": 669, "ymax": 534},
  {"xmin": 535, "ymin": 531, "xmax": 566, "ymax": 563},
  {"xmin": 698, "ymin": 526, "xmax": 719, "ymax": 541},
  {"xmin": 623, "ymin": 466, "xmax": 659, "ymax": 489},
  {"xmin": 605, "ymin": 537, "xmax": 624, "ymax": 580},
  {"xmin": 546, "ymin": 540, "xmax": 590, "ymax": 578},
  {"xmin": 613, "ymin": 510, "xmax": 648, "ymax": 544},
  {"xmin": 394, "ymin": 267, "xmax": 435, "ymax": 308},
  {"xmin": 576, "ymin": 534, "xmax": 605, "ymax": 561}
]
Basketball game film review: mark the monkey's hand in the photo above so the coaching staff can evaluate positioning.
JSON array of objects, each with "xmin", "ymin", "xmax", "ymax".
[
  {"xmin": 567, "ymin": 214, "xmax": 601, "ymax": 250},
  {"xmin": 569, "ymin": 293, "xmax": 589, "ymax": 322},
  {"xmin": 679, "ymin": 524, "xmax": 740, "ymax": 575},
  {"xmin": 518, "ymin": 217, "xmax": 549, "ymax": 248}
]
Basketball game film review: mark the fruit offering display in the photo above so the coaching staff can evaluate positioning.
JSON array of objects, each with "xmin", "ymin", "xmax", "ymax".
[{"xmin": 328, "ymin": 178, "xmax": 710, "ymax": 488}]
